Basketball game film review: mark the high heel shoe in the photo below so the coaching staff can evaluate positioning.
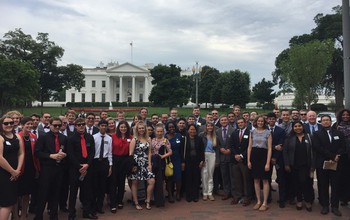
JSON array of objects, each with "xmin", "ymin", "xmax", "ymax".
[
  {"xmin": 135, "ymin": 204, "xmax": 143, "ymax": 210},
  {"xmin": 146, "ymin": 202, "xmax": 152, "ymax": 210}
]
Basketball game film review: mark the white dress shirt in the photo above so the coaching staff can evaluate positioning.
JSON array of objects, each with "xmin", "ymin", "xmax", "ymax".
[{"xmin": 93, "ymin": 132, "xmax": 113, "ymax": 165}]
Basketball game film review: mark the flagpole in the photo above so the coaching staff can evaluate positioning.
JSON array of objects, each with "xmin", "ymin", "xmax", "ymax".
[{"xmin": 130, "ymin": 41, "xmax": 133, "ymax": 64}]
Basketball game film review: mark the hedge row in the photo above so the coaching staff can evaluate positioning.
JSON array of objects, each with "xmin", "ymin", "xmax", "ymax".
[{"xmin": 66, "ymin": 102, "xmax": 154, "ymax": 108}]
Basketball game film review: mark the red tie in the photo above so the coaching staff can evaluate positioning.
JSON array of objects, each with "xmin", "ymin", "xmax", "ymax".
[
  {"xmin": 239, "ymin": 130, "xmax": 243, "ymax": 142},
  {"xmin": 54, "ymin": 134, "xmax": 60, "ymax": 152},
  {"xmin": 81, "ymin": 134, "xmax": 88, "ymax": 158}
]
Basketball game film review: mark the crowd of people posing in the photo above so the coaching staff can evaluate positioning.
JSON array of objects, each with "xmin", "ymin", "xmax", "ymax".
[{"xmin": 0, "ymin": 106, "xmax": 349, "ymax": 220}]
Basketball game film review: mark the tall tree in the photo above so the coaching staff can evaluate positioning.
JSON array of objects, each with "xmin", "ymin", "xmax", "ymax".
[
  {"xmin": 251, "ymin": 78, "xmax": 276, "ymax": 105},
  {"xmin": 0, "ymin": 55, "xmax": 39, "ymax": 112},
  {"xmin": 0, "ymin": 28, "xmax": 84, "ymax": 105},
  {"xmin": 197, "ymin": 65, "xmax": 220, "ymax": 107},
  {"xmin": 273, "ymin": 6, "xmax": 344, "ymax": 110},
  {"xmin": 279, "ymin": 40, "xmax": 335, "ymax": 109},
  {"xmin": 149, "ymin": 64, "xmax": 192, "ymax": 107}
]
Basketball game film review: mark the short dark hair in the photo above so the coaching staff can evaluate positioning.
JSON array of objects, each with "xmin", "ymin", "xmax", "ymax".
[
  {"xmin": 98, "ymin": 119, "xmax": 108, "ymax": 126},
  {"xmin": 21, "ymin": 116, "xmax": 33, "ymax": 125},
  {"xmin": 266, "ymin": 112, "xmax": 277, "ymax": 118},
  {"xmin": 50, "ymin": 116, "xmax": 62, "ymax": 124},
  {"xmin": 86, "ymin": 112, "xmax": 95, "ymax": 118}
]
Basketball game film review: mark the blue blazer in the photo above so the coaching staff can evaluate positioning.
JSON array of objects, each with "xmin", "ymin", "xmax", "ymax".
[
  {"xmin": 303, "ymin": 123, "xmax": 323, "ymax": 135},
  {"xmin": 270, "ymin": 126, "xmax": 286, "ymax": 160}
]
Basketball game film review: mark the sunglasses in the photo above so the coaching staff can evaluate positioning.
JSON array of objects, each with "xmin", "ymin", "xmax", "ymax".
[
  {"xmin": 300, "ymin": 113, "xmax": 307, "ymax": 116},
  {"xmin": 76, "ymin": 123, "xmax": 86, "ymax": 127},
  {"xmin": 3, "ymin": 121, "xmax": 15, "ymax": 126},
  {"xmin": 52, "ymin": 124, "xmax": 62, "ymax": 128}
]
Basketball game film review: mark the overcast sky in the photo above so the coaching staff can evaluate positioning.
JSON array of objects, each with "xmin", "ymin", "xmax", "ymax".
[{"xmin": 0, "ymin": 0, "xmax": 339, "ymax": 86}]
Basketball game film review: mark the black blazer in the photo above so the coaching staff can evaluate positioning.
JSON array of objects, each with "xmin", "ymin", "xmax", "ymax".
[
  {"xmin": 270, "ymin": 126, "xmax": 286, "ymax": 160},
  {"xmin": 229, "ymin": 128, "xmax": 250, "ymax": 164},
  {"xmin": 34, "ymin": 131, "xmax": 68, "ymax": 166},
  {"xmin": 312, "ymin": 127, "xmax": 345, "ymax": 169},
  {"xmin": 67, "ymin": 132, "xmax": 95, "ymax": 170},
  {"xmin": 183, "ymin": 135, "xmax": 205, "ymax": 164},
  {"xmin": 85, "ymin": 126, "xmax": 99, "ymax": 135},
  {"xmin": 304, "ymin": 123, "xmax": 322, "ymax": 135},
  {"xmin": 283, "ymin": 134, "xmax": 314, "ymax": 169}
]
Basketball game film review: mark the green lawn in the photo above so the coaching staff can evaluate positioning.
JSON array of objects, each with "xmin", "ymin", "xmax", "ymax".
[{"xmin": 3, "ymin": 106, "xmax": 270, "ymax": 118}]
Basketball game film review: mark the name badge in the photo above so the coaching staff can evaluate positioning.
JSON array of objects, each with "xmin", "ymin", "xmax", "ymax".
[
  {"xmin": 6, "ymin": 141, "xmax": 11, "ymax": 145},
  {"xmin": 243, "ymin": 135, "xmax": 248, "ymax": 139},
  {"xmin": 176, "ymin": 139, "xmax": 180, "ymax": 143},
  {"xmin": 334, "ymin": 136, "xmax": 339, "ymax": 140},
  {"xmin": 30, "ymin": 138, "xmax": 35, "ymax": 142},
  {"xmin": 305, "ymin": 140, "xmax": 309, "ymax": 144},
  {"xmin": 197, "ymin": 122, "xmax": 202, "ymax": 127},
  {"xmin": 104, "ymin": 141, "xmax": 108, "ymax": 144},
  {"xmin": 127, "ymin": 139, "xmax": 131, "ymax": 142}
]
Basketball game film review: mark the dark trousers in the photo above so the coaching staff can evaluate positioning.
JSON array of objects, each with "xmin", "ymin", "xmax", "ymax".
[
  {"xmin": 153, "ymin": 156, "xmax": 165, "ymax": 207},
  {"xmin": 292, "ymin": 167, "xmax": 313, "ymax": 203},
  {"xmin": 185, "ymin": 159, "xmax": 200, "ymax": 201},
  {"xmin": 34, "ymin": 165, "xmax": 63, "ymax": 220},
  {"xmin": 316, "ymin": 168, "xmax": 340, "ymax": 208},
  {"xmin": 110, "ymin": 155, "xmax": 128, "ymax": 208},
  {"xmin": 213, "ymin": 166, "xmax": 222, "ymax": 193},
  {"xmin": 59, "ymin": 164, "xmax": 70, "ymax": 209},
  {"xmin": 275, "ymin": 162, "xmax": 287, "ymax": 203},
  {"xmin": 232, "ymin": 162, "xmax": 252, "ymax": 199},
  {"xmin": 68, "ymin": 168, "xmax": 93, "ymax": 218},
  {"xmin": 91, "ymin": 159, "xmax": 110, "ymax": 211},
  {"xmin": 220, "ymin": 162, "xmax": 235, "ymax": 196}
]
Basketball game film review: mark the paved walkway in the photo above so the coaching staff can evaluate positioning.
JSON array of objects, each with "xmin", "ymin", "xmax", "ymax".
[{"xmin": 26, "ymin": 182, "xmax": 350, "ymax": 220}]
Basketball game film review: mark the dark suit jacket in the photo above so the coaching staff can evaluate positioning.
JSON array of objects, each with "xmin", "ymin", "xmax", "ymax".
[
  {"xmin": 216, "ymin": 126, "xmax": 235, "ymax": 163},
  {"xmin": 312, "ymin": 127, "xmax": 345, "ymax": 169},
  {"xmin": 283, "ymin": 134, "xmax": 314, "ymax": 169},
  {"xmin": 270, "ymin": 126, "xmax": 286, "ymax": 160},
  {"xmin": 196, "ymin": 117, "xmax": 206, "ymax": 127},
  {"xmin": 183, "ymin": 135, "xmax": 205, "ymax": 164},
  {"xmin": 34, "ymin": 131, "xmax": 68, "ymax": 166},
  {"xmin": 85, "ymin": 126, "xmax": 99, "ymax": 135},
  {"xmin": 229, "ymin": 128, "xmax": 250, "ymax": 164},
  {"xmin": 67, "ymin": 132, "xmax": 95, "ymax": 170},
  {"xmin": 303, "ymin": 123, "xmax": 322, "ymax": 135}
]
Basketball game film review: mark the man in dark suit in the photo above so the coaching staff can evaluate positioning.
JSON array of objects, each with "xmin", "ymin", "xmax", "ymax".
[
  {"xmin": 313, "ymin": 115, "xmax": 345, "ymax": 216},
  {"xmin": 216, "ymin": 115, "xmax": 235, "ymax": 200},
  {"xmin": 304, "ymin": 111, "xmax": 322, "ymax": 135},
  {"xmin": 37, "ymin": 112, "xmax": 51, "ymax": 133},
  {"xmin": 267, "ymin": 112, "xmax": 287, "ymax": 208},
  {"xmin": 67, "ymin": 118, "xmax": 96, "ymax": 220},
  {"xmin": 192, "ymin": 106, "xmax": 206, "ymax": 126},
  {"xmin": 85, "ymin": 113, "xmax": 99, "ymax": 135},
  {"xmin": 34, "ymin": 117, "xmax": 68, "ymax": 220},
  {"xmin": 229, "ymin": 117, "xmax": 252, "ymax": 206},
  {"xmin": 212, "ymin": 109, "xmax": 221, "ymax": 128}
]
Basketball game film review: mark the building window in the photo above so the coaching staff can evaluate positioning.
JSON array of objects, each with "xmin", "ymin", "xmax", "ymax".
[
  {"xmin": 71, "ymin": 93, "xmax": 75, "ymax": 102},
  {"xmin": 102, "ymin": 93, "xmax": 106, "ymax": 102},
  {"xmin": 81, "ymin": 93, "xmax": 85, "ymax": 102},
  {"xmin": 116, "ymin": 81, "xmax": 120, "ymax": 88},
  {"xmin": 140, "ymin": 81, "xmax": 143, "ymax": 88},
  {"xmin": 139, "ymin": 94, "xmax": 143, "ymax": 102},
  {"xmin": 102, "ymin": 80, "xmax": 106, "ymax": 88},
  {"xmin": 127, "ymin": 97, "xmax": 132, "ymax": 102},
  {"xmin": 128, "ymin": 80, "xmax": 132, "ymax": 88},
  {"xmin": 92, "ymin": 93, "xmax": 96, "ymax": 102},
  {"xmin": 116, "ymin": 93, "xmax": 119, "ymax": 102},
  {"xmin": 82, "ymin": 80, "xmax": 86, "ymax": 87},
  {"xmin": 92, "ymin": 80, "xmax": 96, "ymax": 87}
]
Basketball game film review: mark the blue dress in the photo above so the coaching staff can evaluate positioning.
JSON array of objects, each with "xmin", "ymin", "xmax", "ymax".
[{"xmin": 167, "ymin": 133, "xmax": 183, "ymax": 182}]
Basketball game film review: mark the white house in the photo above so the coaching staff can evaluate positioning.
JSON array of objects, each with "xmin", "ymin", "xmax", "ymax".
[{"xmin": 66, "ymin": 62, "xmax": 153, "ymax": 103}]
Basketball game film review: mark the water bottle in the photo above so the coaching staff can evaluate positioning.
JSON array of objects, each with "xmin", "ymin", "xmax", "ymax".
[{"xmin": 56, "ymin": 145, "xmax": 64, "ymax": 163}]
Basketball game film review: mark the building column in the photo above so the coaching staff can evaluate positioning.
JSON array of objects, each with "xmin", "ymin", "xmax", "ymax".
[
  {"xmin": 119, "ymin": 76, "xmax": 123, "ymax": 102},
  {"xmin": 132, "ymin": 76, "xmax": 136, "ymax": 102},
  {"xmin": 107, "ymin": 76, "xmax": 113, "ymax": 102},
  {"xmin": 144, "ymin": 76, "xmax": 148, "ymax": 102}
]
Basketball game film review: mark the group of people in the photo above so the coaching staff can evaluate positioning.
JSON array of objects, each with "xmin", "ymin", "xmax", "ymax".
[{"xmin": 0, "ymin": 106, "xmax": 349, "ymax": 220}]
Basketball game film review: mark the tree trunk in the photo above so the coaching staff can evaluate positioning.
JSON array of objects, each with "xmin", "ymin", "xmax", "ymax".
[{"xmin": 334, "ymin": 71, "xmax": 344, "ymax": 112}]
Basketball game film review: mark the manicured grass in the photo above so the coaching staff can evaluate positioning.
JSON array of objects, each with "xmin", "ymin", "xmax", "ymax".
[{"xmin": 4, "ymin": 106, "xmax": 270, "ymax": 118}]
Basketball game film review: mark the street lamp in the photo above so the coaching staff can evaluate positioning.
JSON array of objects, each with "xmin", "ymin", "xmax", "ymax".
[{"xmin": 192, "ymin": 61, "xmax": 202, "ymax": 106}]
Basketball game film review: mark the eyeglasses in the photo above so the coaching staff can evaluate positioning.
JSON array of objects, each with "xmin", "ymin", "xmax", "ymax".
[
  {"xmin": 3, "ymin": 121, "xmax": 14, "ymax": 126},
  {"xmin": 76, "ymin": 123, "xmax": 86, "ymax": 127},
  {"xmin": 52, "ymin": 124, "xmax": 62, "ymax": 128},
  {"xmin": 300, "ymin": 113, "xmax": 307, "ymax": 116}
]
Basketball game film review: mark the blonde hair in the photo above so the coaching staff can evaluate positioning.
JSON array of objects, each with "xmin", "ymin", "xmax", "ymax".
[
  {"xmin": 133, "ymin": 122, "xmax": 149, "ymax": 140},
  {"xmin": 205, "ymin": 122, "xmax": 217, "ymax": 147},
  {"xmin": 6, "ymin": 110, "xmax": 22, "ymax": 118}
]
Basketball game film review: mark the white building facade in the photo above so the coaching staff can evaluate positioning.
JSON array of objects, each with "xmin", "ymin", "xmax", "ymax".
[{"xmin": 65, "ymin": 62, "xmax": 152, "ymax": 103}]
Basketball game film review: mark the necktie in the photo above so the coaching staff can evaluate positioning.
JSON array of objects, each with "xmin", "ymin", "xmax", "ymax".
[
  {"xmin": 312, "ymin": 125, "xmax": 315, "ymax": 135},
  {"xmin": 99, "ymin": 135, "xmax": 105, "ymax": 160},
  {"xmin": 88, "ymin": 127, "xmax": 92, "ymax": 135},
  {"xmin": 239, "ymin": 129, "xmax": 243, "ymax": 142},
  {"xmin": 81, "ymin": 134, "xmax": 88, "ymax": 158},
  {"xmin": 223, "ymin": 128, "xmax": 227, "ymax": 141},
  {"xmin": 270, "ymin": 127, "xmax": 274, "ymax": 137},
  {"xmin": 54, "ymin": 133, "xmax": 60, "ymax": 152}
]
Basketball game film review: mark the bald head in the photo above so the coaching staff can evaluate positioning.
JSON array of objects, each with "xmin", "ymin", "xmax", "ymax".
[{"xmin": 307, "ymin": 111, "xmax": 317, "ymax": 124}]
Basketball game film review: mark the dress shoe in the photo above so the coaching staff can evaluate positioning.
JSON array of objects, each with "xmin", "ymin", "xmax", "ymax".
[
  {"xmin": 222, "ymin": 195, "xmax": 231, "ymax": 200},
  {"xmin": 202, "ymin": 195, "xmax": 208, "ymax": 201},
  {"xmin": 83, "ymin": 213, "xmax": 98, "ymax": 219},
  {"xmin": 296, "ymin": 202, "xmax": 303, "ymax": 210},
  {"xmin": 118, "ymin": 204, "xmax": 124, "ymax": 209},
  {"xmin": 193, "ymin": 198, "xmax": 199, "ymax": 202},
  {"xmin": 242, "ymin": 199, "xmax": 251, "ymax": 207},
  {"xmin": 231, "ymin": 198, "xmax": 239, "ymax": 205},
  {"xmin": 208, "ymin": 195, "xmax": 215, "ymax": 201},
  {"xmin": 331, "ymin": 208, "xmax": 342, "ymax": 216},
  {"xmin": 110, "ymin": 208, "xmax": 117, "ymax": 214},
  {"xmin": 320, "ymin": 206, "xmax": 329, "ymax": 215},
  {"xmin": 278, "ymin": 202, "xmax": 285, "ymax": 208},
  {"xmin": 96, "ymin": 209, "xmax": 104, "ymax": 214}
]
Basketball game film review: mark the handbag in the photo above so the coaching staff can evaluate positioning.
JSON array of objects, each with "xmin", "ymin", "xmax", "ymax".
[{"xmin": 165, "ymin": 147, "xmax": 174, "ymax": 177}]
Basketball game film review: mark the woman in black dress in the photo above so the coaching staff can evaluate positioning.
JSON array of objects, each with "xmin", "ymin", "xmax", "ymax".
[
  {"xmin": 17, "ymin": 117, "xmax": 39, "ymax": 219},
  {"xmin": 283, "ymin": 121, "xmax": 314, "ymax": 211},
  {"xmin": 0, "ymin": 115, "xmax": 24, "ymax": 219}
]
